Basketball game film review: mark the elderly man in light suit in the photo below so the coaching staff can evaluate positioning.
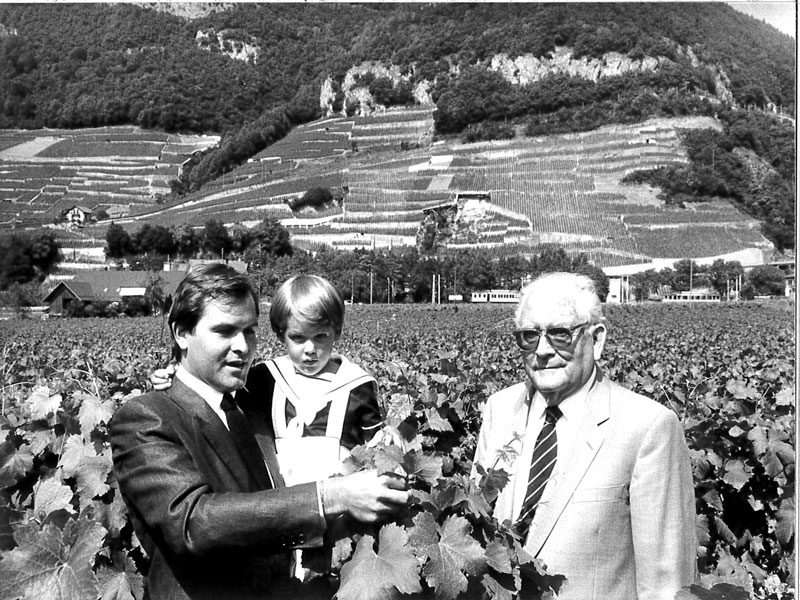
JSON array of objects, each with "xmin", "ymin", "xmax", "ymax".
[{"xmin": 473, "ymin": 272, "xmax": 696, "ymax": 600}]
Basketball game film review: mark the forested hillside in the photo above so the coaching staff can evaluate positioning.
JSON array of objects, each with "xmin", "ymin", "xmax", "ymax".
[{"xmin": 0, "ymin": 3, "xmax": 793, "ymax": 132}]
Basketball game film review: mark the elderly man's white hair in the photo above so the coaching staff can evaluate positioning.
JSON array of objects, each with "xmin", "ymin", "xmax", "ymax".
[{"xmin": 516, "ymin": 272, "xmax": 605, "ymax": 325}]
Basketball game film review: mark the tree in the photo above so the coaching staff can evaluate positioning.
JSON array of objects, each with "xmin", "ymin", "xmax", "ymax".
[
  {"xmin": 105, "ymin": 223, "xmax": 132, "ymax": 259},
  {"xmin": 250, "ymin": 220, "xmax": 292, "ymax": 258},
  {"xmin": 745, "ymin": 265, "xmax": 786, "ymax": 297},
  {"xmin": 629, "ymin": 269, "xmax": 663, "ymax": 301},
  {"xmin": 574, "ymin": 263, "xmax": 609, "ymax": 302},
  {"xmin": 707, "ymin": 259, "xmax": 744, "ymax": 298},
  {"xmin": 29, "ymin": 233, "xmax": 61, "ymax": 276},
  {"xmin": 174, "ymin": 224, "xmax": 200, "ymax": 259},
  {"xmin": 202, "ymin": 220, "xmax": 231, "ymax": 258},
  {"xmin": 135, "ymin": 225, "xmax": 176, "ymax": 256}
]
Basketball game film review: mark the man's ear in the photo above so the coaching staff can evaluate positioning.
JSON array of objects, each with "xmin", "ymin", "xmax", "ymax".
[
  {"xmin": 172, "ymin": 322, "xmax": 191, "ymax": 355},
  {"xmin": 591, "ymin": 323, "xmax": 607, "ymax": 361}
]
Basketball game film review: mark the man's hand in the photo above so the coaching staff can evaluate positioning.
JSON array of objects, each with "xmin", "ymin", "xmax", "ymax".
[
  {"xmin": 150, "ymin": 364, "xmax": 176, "ymax": 391},
  {"xmin": 322, "ymin": 470, "xmax": 408, "ymax": 524}
]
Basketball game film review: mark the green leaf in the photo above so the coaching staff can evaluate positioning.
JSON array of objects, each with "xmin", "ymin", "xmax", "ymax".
[
  {"xmin": 96, "ymin": 558, "xmax": 144, "ymax": 600},
  {"xmin": 410, "ymin": 513, "xmax": 486, "ymax": 600},
  {"xmin": 485, "ymin": 540, "xmax": 512, "ymax": 574},
  {"xmin": 76, "ymin": 393, "xmax": 115, "ymax": 439},
  {"xmin": 423, "ymin": 407, "xmax": 453, "ymax": 433},
  {"xmin": 0, "ymin": 516, "xmax": 106, "ymax": 600},
  {"xmin": 725, "ymin": 379, "xmax": 756, "ymax": 400},
  {"xmin": 675, "ymin": 583, "xmax": 751, "ymax": 600},
  {"xmin": 774, "ymin": 387, "xmax": 794, "ymax": 406},
  {"xmin": 25, "ymin": 386, "xmax": 62, "ymax": 421},
  {"xmin": 32, "ymin": 477, "xmax": 75, "ymax": 521},
  {"xmin": 402, "ymin": 450, "xmax": 442, "ymax": 486},
  {"xmin": 721, "ymin": 460, "xmax": 750, "ymax": 491},
  {"xmin": 58, "ymin": 436, "xmax": 112, "ymax": 506},
  {"xmin": 0, "ymin": 442, "xmax": 34, "ymax": 489},
  {"xmin": 337, "ymin": 524, "xmax": 421, "ymax": 600}
]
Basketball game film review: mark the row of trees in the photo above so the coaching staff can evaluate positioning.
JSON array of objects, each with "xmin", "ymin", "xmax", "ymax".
[
  {"xmin": 105, "ymin": 219, "xmax": 293, "ymax": 269},
  {"xmin": 628, "ymin": 258, "xmax": 786, "ymax": 301}
]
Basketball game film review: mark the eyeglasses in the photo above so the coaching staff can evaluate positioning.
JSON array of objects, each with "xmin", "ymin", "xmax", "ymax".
[{"xmin": 514, "ymin": 322, "xmax": 590, "ymax": 351}]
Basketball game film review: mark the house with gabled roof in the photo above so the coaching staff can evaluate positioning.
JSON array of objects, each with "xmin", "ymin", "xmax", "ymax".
[{"xmin": 43, "ymin": 269, "xmax": 186, "ymax": 316}]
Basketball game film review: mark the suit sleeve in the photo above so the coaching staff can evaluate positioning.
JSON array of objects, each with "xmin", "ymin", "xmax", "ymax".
[
  {"xmin": 629, "ymin": 409, "xmax": 697, "ymax": 599},
  {"xmin": 110, "ymin": 396, "xmax": 326, "ymax": 559}
]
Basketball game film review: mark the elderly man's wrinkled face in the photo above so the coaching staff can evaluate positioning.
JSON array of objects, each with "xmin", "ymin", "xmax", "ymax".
[{"xmin": 516, "ymin": 294, "xmax": 605, "ymax": 405}]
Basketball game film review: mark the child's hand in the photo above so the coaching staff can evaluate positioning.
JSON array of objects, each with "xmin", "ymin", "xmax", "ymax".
[{"xmin": 150, "ymin": 364, "xmax": 176, "ymax": 391}]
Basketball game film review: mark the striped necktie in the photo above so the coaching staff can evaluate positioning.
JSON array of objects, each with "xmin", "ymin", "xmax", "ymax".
[
  {"xmin": 515, "ymin": 404, "xmax": 562, "ymax": 539},
  {"xmin": 221, "ymin": 393, "xmax": 272, "ymax": 490}
]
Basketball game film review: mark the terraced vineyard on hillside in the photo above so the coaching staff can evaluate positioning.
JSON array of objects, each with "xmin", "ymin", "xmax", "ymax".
[
  {"xmin": 0, "ymin": 127, "xmax": 219, "ymax": 228},
  {"xmin": 2, "ymin": 107, "xmax": 771, "ymax": 267}
]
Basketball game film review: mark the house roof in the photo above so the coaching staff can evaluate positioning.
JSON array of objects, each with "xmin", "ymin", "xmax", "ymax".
[{"xmin": 43, "ymin": 269, "xmax": 186, "ymax": 303}]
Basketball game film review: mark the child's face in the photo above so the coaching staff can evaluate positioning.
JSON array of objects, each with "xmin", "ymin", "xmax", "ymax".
[{"xmin": 282, "ymin": 314, "xmax": 340, "ymax": 377}]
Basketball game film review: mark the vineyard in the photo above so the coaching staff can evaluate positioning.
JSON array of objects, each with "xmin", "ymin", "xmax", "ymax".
[
  {"xmin": 85, "ymin": 111, "xmax": 770, "ymax": 266},
  {"xmin": 0, "ymin": 127, "xmax": 219, "ymax": 229},
  {"xmin": 0, "ymin": 301, "xmax": 794, "ymax": 599}
]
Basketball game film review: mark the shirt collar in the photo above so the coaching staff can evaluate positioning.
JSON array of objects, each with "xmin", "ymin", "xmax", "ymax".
[
  {"xmin": 531, "ymin": 366, "xmax": 597, "ymax": 422},
  {"xmin": 175, "ymin": 365, "xmax": 226, "ymax": 411}
]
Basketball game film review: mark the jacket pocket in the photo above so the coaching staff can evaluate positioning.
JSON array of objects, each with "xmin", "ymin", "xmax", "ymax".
[{"xmin": 571, "ymin": 484, "xmax": 628, "ymax": 503}]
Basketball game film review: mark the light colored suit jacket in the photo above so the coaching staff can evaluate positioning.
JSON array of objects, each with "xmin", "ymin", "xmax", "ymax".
[
  {"xmin": 110, "ymin": 378, "xmax": 327, "ymax": 600},
  {"xmin": 473, "ymin": 370, "xmax": 696, "ymax": 600}
]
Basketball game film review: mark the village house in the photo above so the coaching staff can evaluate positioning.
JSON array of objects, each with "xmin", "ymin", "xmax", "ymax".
[{"xmin": 43, "ymin": 270, "xmax": 185, "ymax": 316}]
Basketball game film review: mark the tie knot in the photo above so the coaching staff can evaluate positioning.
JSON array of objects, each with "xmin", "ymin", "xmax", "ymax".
[
  {"xmin": 221, "ymin": 393, "xmax": 237, "ymax": 412},
  {"xmin": 545, "ymin": 405, "xmax": 562, "ymax": 424}
]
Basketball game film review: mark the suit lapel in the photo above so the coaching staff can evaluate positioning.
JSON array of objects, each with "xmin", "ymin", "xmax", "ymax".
[
  {"xmin": 169, "ymin": 379, "xmax": 255, "ymax": 491},
  {"xmin": 526, "ymin": 371, "xmax": 611, "ymax": 556}
]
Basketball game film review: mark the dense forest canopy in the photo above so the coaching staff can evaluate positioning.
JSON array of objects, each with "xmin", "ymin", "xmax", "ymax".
[{"xmin": 0, "ymin": 3, "xmax": 794, "ymax": 132}]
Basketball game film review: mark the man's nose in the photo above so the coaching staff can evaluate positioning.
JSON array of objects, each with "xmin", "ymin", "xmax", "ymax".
[
  {"xmin": 231, "ymin": 331, "xmax": 251, "ymax": 353},
  {"xmin": 534, "ymin": 333, "xmax": 555, "ymax": 357}
]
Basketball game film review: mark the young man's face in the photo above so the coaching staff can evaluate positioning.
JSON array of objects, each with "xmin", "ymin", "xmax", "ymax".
[
  {"xmin": 282, "ymin": 315, "xmax": 339, "ymax": 377},
  {"xmin": 174, "ymin": 296, "xmax": 258, "ymax": 394}
]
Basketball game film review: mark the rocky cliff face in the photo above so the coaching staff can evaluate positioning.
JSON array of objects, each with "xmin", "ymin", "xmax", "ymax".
[
  {"xmin": 321, "ymin": 45, "xmax": 736, "ymax": 117},
  {"xmin": 195, "ymin": 28, "xmax": 260, "ymax": 64}
]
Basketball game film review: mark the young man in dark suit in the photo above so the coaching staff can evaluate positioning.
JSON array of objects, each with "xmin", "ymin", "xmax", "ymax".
[{"xmin": 111, "ymin": 264, "xmax": 407, "ymax": 599}]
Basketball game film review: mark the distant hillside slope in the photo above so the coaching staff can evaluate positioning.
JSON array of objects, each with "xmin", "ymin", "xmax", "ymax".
[
  {"xmin": 0, "ymin": 127, "xmax": 219, "ymax": 228},
  {"xmin": 98, "ymin": 110, "xmax": 771, "ymax": 268}
]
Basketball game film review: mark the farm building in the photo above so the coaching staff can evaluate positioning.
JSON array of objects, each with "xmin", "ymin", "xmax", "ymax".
[
  {"xmin": 43, "ymin": 270, "xmax": 185, "ymax": 316},
  {"xmin": 64, "ymin": 206, "xmax": 94, "ymax": 226}
]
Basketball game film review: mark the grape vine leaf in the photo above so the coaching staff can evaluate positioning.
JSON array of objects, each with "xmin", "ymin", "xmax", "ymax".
[
  {"xmin": 58, "ymin": 436, "xmax": 112, "ymax": 506},
  {"xmin": 424, "ymin": 408, "xmax": 453, "ymax": 432},
  {"xmin": 484, "ymin": 540, "xmax": 512, "ymax": 574},
  {"xmin": 721, "ymin": 460, "xmax": 751, "ymax": 491},
  {"xmin": 76, "ymin": 393, "xmax": 115, "ymax": 439},
  {"xmin": 409, "ymin": 512, "xmax": 486, "ymax": 600},
  {"xmin": 725, "ymin": 380, "xmax": 756, "ymax": 400},
  {"xmin": 774, "ymin": 388, "xmax": 793, "ymax": 406},
  {"xmin": 402, "ymin": 450, "xmax": 443, "ymax": 486},
  {"xmin": 0, "ymin": 516, "xmax": 106, "ymax": 600},
  {"xmin": 0, "ymin": 442, "xmax": 34, "ymax": 488},
  {"xmin": 96, "ymin": 557, "xmax": 143, "ymax": 600},
  {"xmin": 675, "ymin": 583, "xmax": 751, "ymax": 600},
  {"xmin": 26, "ymin": 386, "xmax": 62, "ymax": 421},
  {"xmin": 337, "ymin": 524, "xmax": 421, "ymax": 600},
  {"xmin": 32, "ymin": 477, "xmax": 75, "ymax": 521}
]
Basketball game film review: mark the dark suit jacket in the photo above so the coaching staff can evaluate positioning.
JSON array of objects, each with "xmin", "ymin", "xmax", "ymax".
[{"xmin": 110, "ymin": 378, "xmax": 327, "ymax": 600}]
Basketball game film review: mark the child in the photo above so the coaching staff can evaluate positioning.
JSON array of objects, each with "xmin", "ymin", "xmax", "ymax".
[{"xmin": 250, "ymin": 273, "xmax": 383, "ymax": 485}]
